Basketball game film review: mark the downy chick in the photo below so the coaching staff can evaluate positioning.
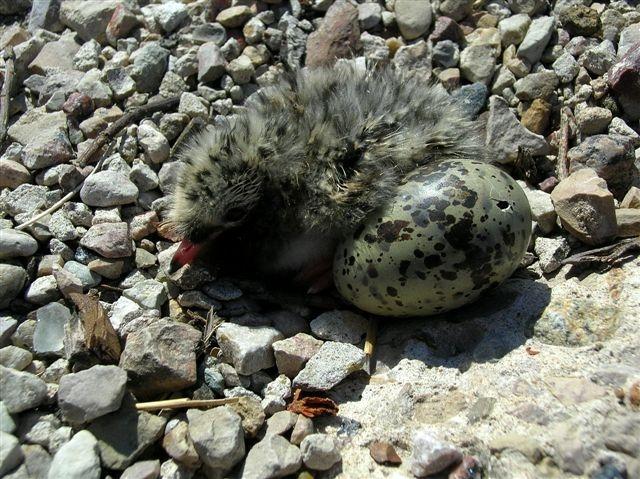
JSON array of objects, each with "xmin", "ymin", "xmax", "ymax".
[{"xmin": 166, "ymin": 64, "xmax": 483, "ymax": 289}]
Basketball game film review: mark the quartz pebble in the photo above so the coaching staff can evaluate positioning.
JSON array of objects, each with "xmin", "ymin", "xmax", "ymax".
[
  {"xmin": 48, "ymin": 430, "xmax": 101, "ymax": 479},
  {"xmin": 300, "ymin": 434, "xmax": 341, "ymax": 471},
  {"xmin": 293, "ymin": 341, "xmax": 366, "ymax": 391},
  {"xmin": 216, "ymin": 323, "xmax": 283, "ymax": 375},
  {"xmin": 409, "ymin": 429, "xmax": 463, "ymax": 477}
]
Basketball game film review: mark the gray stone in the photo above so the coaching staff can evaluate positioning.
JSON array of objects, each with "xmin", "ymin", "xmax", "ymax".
[
  {"xmin": 0, "ymin": 267, "xmax": 27, "ymax": 309},
  {"xmin": 227, "ymin": 55, "xmax": 254, "ymax": 84},
  {"xmin": 519, "ymin": 183, "xmax": 557, "ymax": 234},
  {"xmin": 261, "ymin": 374, "xmax": 292, "ymax": 415},
  {"xmin": 123, "ymin": 279, "xmax": 167, "ymax": 310},
  {"xmin": 81, "ymin": 222, "xmax": 133, "ymax": 258},
  {"xmin": 187, "ymin": 407, "xmax": 245, "ymax": 472},
  {"xmin": 358, "ymin": 3, "xmax": 382, "ymax": 30},
  {"xmin": 485, "ymin": 96, "xmax": 549, "ymax": 163},
  {"xmin": 28, "ymin": 37, "xmax": 81, "ymax": 74},
  {"xmin": 290, "ymin": 415, "xmax": 314, "ymax": 446},
  {"xmin": 242, "ymin": 434, "xmax": 302, "ymax": 479},
  {"xmin": 74, "ymin": 39, "xmax": 101, "ymax": 72},
  {"xmin": 618, "ymin": 23, "xmax": 640, "ymax": 58},
  {"xmin": 2, "ymin": 184, "xmax": 49, "ymax": 217},
  {"xmin": 0, "ymin": 432, "xmax": 23, "ymax": 477},
  {"xmin": 498, "ymin": 13, "xmax": 531, "ymax": 46},
  {"xmin": 63, "ymin": 261, "xmax": 101, "ymax": 289},
  {"xmin": 292, "ymin": 341, "xmax": 366, "ymax": 391},
  {"xmin": 300, "ymin": 434, "xmax": 340, "ymax": 471},
  {"xmin": 178, "ymin": 92, "xmax": 208, "ymax": 119},
  {"xmin": 80, "ymin": 171, "xmax": 138, "ymax": 207},
  {"xmin": 198, "ymin": 42, "xmax": 226, "ymax": 83},
  {"xmin": 58, "ymin": 365, "xmax": 127, "ymax": 423},
  {"xmin": 130, "ymin": 43, "xmax": 170, "ymax": 93},
  {"xmin": 0, "ymin": 159, "xmax": 31, "ymax": 189},
  {"xmin": 0, "ymin": 402, "xmax": 16, "ymax": 434},
  {"xmin": 121, "ymin": 460, "xmax": 161, "ymax": 479},
  {"xmin": 202, "ymin": 280, "xmax": 243, "ymax": 301},
  {"xmin": 0, "ymin": 346, "xmax": 32, "ymax": 371},
  {"xmin": 576, "ymin": 107, "xmax": 613, "ymax": 135},
  {"xmin": 0, "ymin": 230, "xmax": 38, "ymax": 259},
  {"xmin": 265, "ymin": 410, "xmax": 298, "ymax": 436},
  {"xmin": 28, "ymin": 0, "xmax": 63, "ymax": 33},
  {"xmin": 310, "ymin": 310, "xmax": 368, "ymax": 344},
  {"xmin": 162, "ymin": 421, "xmax": 199, "ymax": 469},
  {"xmin": 0, "ymin": 318, "xmax": 18, "ymax": 348},
  {"xmin": 514, "ymin": 70, "xmax": 559, "ymax": 101},
  {"xmin": 49, "ymin": 210, "xmax": 78, "ymax": 242},
  {"xmin": 138, "ymin": 120, "xmax": 170, "ymax": 165},
  {"xmin": 24, "ymin": 275, "xmax": 59, "ymax": 305},
  {"xmin": 244, "ymin": 18, "xmax": 266, "ymax": 45},
  {"xmin": 0, "ymin": 366, "xmax": 47, "ymax": 414},
  {"xmin": 460, "ymin": 44, "xmax": 497, "ymax": 84},
  {"xmin": 393, "ymin": 40, "xmax": 432, "ymax": 78},
  {"xmin": 534, "ymin": 236, "xmax": 571, "ymax": 273},
  {"xmin": 553, "ymin": 51, "xmax": 580, "ymax": 83},
  {"xmin": 517, "ymin": 16, "xmax": 555, "ymax": 65},
  {"xmin": 609, "ymin": 117, "xmax": 640, "ymax": 147},
  {"xmin": 143, "ymin": 2, "xmax": 188, "ymax": 33},
  {"xmin": 216, "ymin": 6, "xmax": 253, "ymax": 28},
  {"xmin": 216, "ymin": 323, "xmax": 284, "ymax": 375},
  {"xmin": 551, "ymin": 168, "xmax": 617, "ymax": 246},
  {"xmin": 48, "ymin": 430, "xmax": 101, "ymax": 479},
  {"xmin": 395, "ymin": 0, "xmax": 432, "ymax": 40},
  {"xmin": 409, "ymin": 429, "xmax": 462, "ymax": 477},
  {"xmin": 59, "ymin": 0, "xmax": 117, "ymax": 44},
  {"xmin": 432, "ymin": 40, "xmax": 459, "ymax": 68},
  {"xmin": 581, "ymin": 40, "xmax": 617, "ymax": 76},
  {"xmin": 33, "ymin": 302, "xmax": 71, "ymax": 356},
  {"xmin": 105, "ymin": 68, "xmax": 137, "ymax": 100},
  {"xmin": 451, "ymin": 83, "xmax": 488, "ymax": 119},
  {"xmin": 119, "ymin": 319, "xmax": 201, "ymax": 398},
  {"xmin": 88, "ymin": 395, "xmax": 167, "ymax": 470}
]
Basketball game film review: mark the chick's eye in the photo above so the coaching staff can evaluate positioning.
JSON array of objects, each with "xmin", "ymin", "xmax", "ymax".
[{"xmin": 225, "ymin": 207, "xmax": 245, "ymax": 222}]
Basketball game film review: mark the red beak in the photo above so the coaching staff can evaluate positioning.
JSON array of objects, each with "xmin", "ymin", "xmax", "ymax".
[{"xmin": 169, "ymin": 239, "xmax": 204, "ymax": 274}]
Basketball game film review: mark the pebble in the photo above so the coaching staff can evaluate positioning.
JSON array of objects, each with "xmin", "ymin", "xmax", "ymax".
[
  {"xmin": 451, "ymin": 83, "xmax": 488, "ymax": 119},
  {"xmin": 33, "ymin": 302, "xmax": 70, "ymax": 356},
  {"xmin": 621, "ymin": 187, "xmax": 640, "ymax": 209},
  {"xmin": 618, "ymin": 24, "xmax": 640, "ymax": 58},
  {"xmin": 261, "ymin": 374, "xmax": 292, "ymax": 415},
  {"xmin": 0, "ymin": 366, "xmax": 47, "ymax": 414},
  {"xmin": 129, "ymin": 42, "xmax": 170, "ymax": 93},
  {"xmin": 228, "ymin": 396, "xmax": 265, "ymax": 439},
  {"xmin": 521, "ymin": 98, "xmax": 551, "ymax": 135},
  {"xmin": 216, "ymin": 323, "xmax": 283, "ymax": 375},
  {"xmin": 460, "ymin": 44, "xmax": 497, "ymax": 84},
  {"xmin": 0, "ymin": 266, "xmax": 27, "ymax": 309},
  {"xmin": 581, "ymin": 40, "xmax": 617, "ymax": 76},
  {"xmin": 88, "ymin": 395, "xmax": 167, "ymax": 470},
  {"xmin": 179, "ymin": 92, "xmax": 209, "ymax": 119},
  {"xmin": 551, "ymin": 168, "xmax": 618, "ymax": 245},
  {"xmin": 48, "ymin": 430, "xmax": 101, "ymax": 479},
  {"xmin": 369, "ymin": 441, "xmax": 402, "ymax": 465},
  {"xmin": 119, "ymin": 319, "xmax": 201, "ymax": 397},
  {"xmin": 615, "ymin": 209, "xmax": 640, "ymax": 237},
  {"xmin": 395, "ymin": 0, "xmax": 432, "ymax": 40},
  {"xmin": 28, "ymin": 37, "xmax": 81, "ymax": 74},
  {"xmin": 567, "ymin": 134, "xmax": 635, "ymax": 199},
  {"xmin": 433, "ymin": 40, "xmax": 459, "ymax": 68},
  {"xmin": 292, "ymin": 341, "xmax": 366, "ymax": 391},
  {"xmin": 0, "ymin": 401, "xmax": 16, "ymax": 433},
  {"xmin": 576, "ymin": 107, "xmax": 613, "ymax": 135},
  {"xmin": 198, "ymin": 42, "xmax": 226, "ymax": 83},
  {"xmin": 485, "ymin": 95, "xmax": 549, "ymax": 163},
  {"xmin": 534, "ymin": 236, "xmax": 571, "ymax": 273},
  {"xmin": 409, "ymin": 429, "xmax": 463, "ymax": 477},
  {"xmin": 244, "ymin": 18, "xmax": 266, "ymax": 45},
  {"xmin": 300, "ymin": 434, "xmax": 341, "ymax": 471},
  {"xmin": 498, "ymin": 13, "xmax": 531, "ymax": 46},
  {"xmin": 105, "ymin": 67, "xmax": 137, "ymax": 100},
  {"xmin": 609, "ymin": 117, "xmax": 640, "ymax": 146},
  {"xmin": 265, "ymin": 410, "xmax": 298, "ymax": 436},
  {"xmin": 121, "ymin": 460, "xmax": 161, "ymax": 479},
  {"xmin": 80, "ymin": 171, "xmax": 138, "ymax": 207},
  {"xmin": 227, "ymin": 55, "xmax": 255, "ymax": 85},
  {"xmin": 143, "ymin": 1, "xmax": 188, "ymax": 33},
  {"xmin": 517, "ymin": 16, "xmax": 555, "ymax": 65},
  {"xmin": 81, "ymin": 222, "xmax": 133, "ymax": 258},
  {"xmin": 358, "ymin": 2, "xmax": 382, "ymax": 30},
  {"xmin": 291, "ymin": 415, "xmax": 314, "ymax": 446},
  {"xmin": 59, "ymin": 0, "xmax": 117, "ymax": 44},
  {"xmin": 274, "ymin": 333, "xmax": 324, "ymax": 377},
  {"xmin": 242, "ymin": 434, "xmax": 302, "ymax": 479},
  {"xmin": 138, "ymin": 121, "xmax": 170, "ymax": 164},
  {"xmin": 514, "ymin": 70, "xmax": 558, "ymax": 101},
  {"xmin": 310, "ymin": 310, "xmax": 368, "ymax": 344},
  {"xmin": 560, "ymin": 5, "xmax": 601, "ymax": 37},
  {"xmin": 553, "ymin": 51, "xmax": 580, "ymax": 83},
  {"xmin": 0, "ymin": 346, "xmax": 32, "ymax": 371},
  {"xmin": 0, "ymin": 230, "xmax": 38, "ymax": 259},
  {"xmin": 63, "ymin": 261, "xmax": 100, "ymax": 288},
  {"xmin": 58, "ymin": 365, "xmax": 127, "ymax": 423},
  {"xmin": 306, "ymin": 0, "xmax": 360, "ymax": 68},
  {"xmin": 123, "ymin": 279, "xmax": 167, "ymax": 310},
  {"xmin": 162, "ymin": 421, "xmax": 200, "ymax": 469},
  {"xmin": 0, "ymin": 431, "xmax": 23, "ymax": 476},
  {"xmin": 187, "ymin": 407, "xmax": 245, "ymax": 472},
  {"xmin": 0, "ymin": 160, "xmax": 31, "ymax": 189},
  {"xmin": 74, "ymin": 39, "xmax": 101, "ymax": 72},
  {"xmin": 216, "ymin": 6, "xmax": 253, "ymax": 28},
  {"xmin": 0, "ymin": 318, "xmax": 18, "ymax": 348}
]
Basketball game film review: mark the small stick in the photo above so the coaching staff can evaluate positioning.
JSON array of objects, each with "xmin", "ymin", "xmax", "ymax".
[
  {"xmin": 556, "ymin": 107, "xmax": 573, "ymax": 181},
  {"xmin": 0, "ymin": 46, "xmax": 16, "ymax": 145},
  {"xmin": 15, "ymin": 96, "xmax": 180, "ymax": 231},
  {"xmin": 135, "ymin": 397, "xmax": 240, "ymax": 411},
  {"xmin": 170, "ymin": 116, "xmax": 205, "ymax": 158},
  {"xmin": 364, "ymin": 317, "xmax": 378, "ymax": 374}
]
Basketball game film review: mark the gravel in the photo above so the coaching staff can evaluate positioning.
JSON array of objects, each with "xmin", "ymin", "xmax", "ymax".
[
  {"xmin": 300, "ymin": 433, "xmax": 341, "ymax": 471},
  {"xmin": 242, "ymin": 434, "xmax": 302, "ymax": 479},
  {"xmin": 0, "ymin": 366, "xmax": 47, "ymax": 414},
  {"xmin": 47, "ymin": 430, "xmax": 101, "ymax": 479}
]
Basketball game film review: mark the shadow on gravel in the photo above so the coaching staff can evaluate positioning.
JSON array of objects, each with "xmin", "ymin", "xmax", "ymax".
[{"xmin": 370, "ymin": 277, "xmax": 552, "ymax": 373}]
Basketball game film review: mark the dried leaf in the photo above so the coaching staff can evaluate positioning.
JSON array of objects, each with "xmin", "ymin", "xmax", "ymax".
[
  {"xmin": 70, "ymin": 292, "xmax": 122, "ymax": 363},
  {"xmin": 287, "ymin": 388, "xmax": 339, "ymax": 418}
]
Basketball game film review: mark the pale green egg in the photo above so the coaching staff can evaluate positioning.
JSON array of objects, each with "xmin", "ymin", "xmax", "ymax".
[{"xmin": 333, "ymin": 160, "xmax": 532, "ymax": 317}]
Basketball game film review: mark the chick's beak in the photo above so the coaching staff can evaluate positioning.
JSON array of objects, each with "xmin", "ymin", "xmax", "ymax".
[{"xmin": 169, "ymin": 239, "xmax": 204, "ymax": 274}]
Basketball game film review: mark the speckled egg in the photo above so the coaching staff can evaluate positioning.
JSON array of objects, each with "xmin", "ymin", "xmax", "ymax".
[{"xmin": 333, "ymin": 160, "xmax": 532, "ymax": 317}]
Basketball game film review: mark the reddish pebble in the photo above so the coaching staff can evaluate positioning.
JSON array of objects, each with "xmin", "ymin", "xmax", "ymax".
[
  {"xmin": 62, "ymin": 92, "xmax": 94, "ymax": 119},
  {"xmin": 429, "ymin": 16, "xmax": 462, "ymax": 43},
  {"xmin": 369, "ymin": 441, "xmax": 402, "ymax": 466},
  {"xmin": 538, "ymin": 176, "xmax": 559, "ymax": 193}
]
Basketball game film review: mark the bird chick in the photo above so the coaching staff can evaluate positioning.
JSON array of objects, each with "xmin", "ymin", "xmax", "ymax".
[{"xmin": 167, "ymin": 65, "xmax": 484, "ymax": 288}]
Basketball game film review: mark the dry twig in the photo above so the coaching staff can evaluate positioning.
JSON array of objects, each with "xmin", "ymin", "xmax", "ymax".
[
  {"xmin": 15, "ymin": 96, "xmax": 180, "ymax": 231},
  {"xmin": 556, "ymin": 107, "xmax": 574, "ymax": 181},
  {"xmin": 561, "ymin": 237, "xmax": 640, "ymax": 268},
  {"xmin": 136, "ymin": 397, "xmax": 239, "ymax": 411},
  {"xmin": 0, "ymin": 46, "xmax": 16, "ymax": 145}
]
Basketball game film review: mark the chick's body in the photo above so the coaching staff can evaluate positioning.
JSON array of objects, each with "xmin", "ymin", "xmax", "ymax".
[{"xmin": 171, "ymin": 66, "xmax": 483, "ymax": 278}]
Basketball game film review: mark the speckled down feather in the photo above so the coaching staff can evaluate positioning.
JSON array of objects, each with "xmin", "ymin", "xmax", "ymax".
[{"xmin": 169, "ymin": 64, "xmax": 484, "ymax": 275}]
